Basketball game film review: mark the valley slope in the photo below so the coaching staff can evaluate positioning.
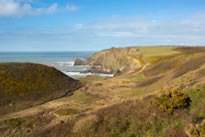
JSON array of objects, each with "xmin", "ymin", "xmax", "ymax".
[{"xmin": 1, "ymin": 46, "xmax": 205, "ymax": 137}]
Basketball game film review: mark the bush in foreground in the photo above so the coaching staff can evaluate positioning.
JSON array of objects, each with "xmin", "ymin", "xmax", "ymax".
[{"xmin": 155, "ymin": 90, "xmax": 192, "ymax": 113}]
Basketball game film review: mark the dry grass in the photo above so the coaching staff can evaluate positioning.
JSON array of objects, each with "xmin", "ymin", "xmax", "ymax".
[
  {"xmin": 1, "ymin": 47, "xmax": 205, "ymax": 137},
  {"xmin": 55, "ymin": 108, "xmax": 80, "ymax": 116}
]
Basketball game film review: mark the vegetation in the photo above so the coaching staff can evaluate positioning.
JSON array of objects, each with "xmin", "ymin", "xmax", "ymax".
[
  {"xmin": 0, "ymin": 63, "xmax": 79, "ymax": 96},
  {"xmin": 137, "ymin": 46, "xmax": 178, "ymax": 62},
  {"xmin": 185, "ymin": 120, "xmax": 205, "ymax": 137},
  {"xmin": 187, "ymin": 86, "xmax": 205, "ymax": 122},
  {"xmin": 79, "ymin": 75, "xmax": 106, "ymax": 84},
  {"xmin": 55, "ymin": 108, "xmax": 80, "ymax": 116},
  {"xmin": 86, "ymin": 46, "xmax": 179, "ymax": 74},
  {"xmin": 70, "ymin": 85, "xmax": 205, "ymax": 137},
  {"xmin": 0, "ymin": 63, "xmax": 81, "ymax": 115},
  {"xmin": 87, "ymin": 47, "xmax": 144, "ymax": 73},
  {"xmin": 72, "ymin": 97, "xmax": 189, "ymax": 137},
  {"xmin": 4, "ymin": 118, "xmax": 26, "ymax": 128},
  {"xmin": 156, "ymin": 90, "xmax": 191, "ymax": 113},
  {"xmin": 1, "ymin": 47, "xmax": 205, "ymax": 137}
]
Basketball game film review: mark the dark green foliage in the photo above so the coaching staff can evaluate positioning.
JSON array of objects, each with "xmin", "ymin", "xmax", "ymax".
[
  {"xmin": 0, "ymin": 63, "xmax": 81, "ymax": 115},
  {"xmin": 0, "ymin": 63, "xmax": 79, "ymax": 96},
  {"xmin": 156, "ymin": 90, "xmax": 191, "ymax": 113}
]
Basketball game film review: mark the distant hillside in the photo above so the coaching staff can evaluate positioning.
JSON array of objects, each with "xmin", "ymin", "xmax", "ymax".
[
  {"xmin": 86, "ymin": 47, "xmax": 144, "ymax": 73},
  {"xmin": 0, "ymin": 63, "xmax": 81, "ymax": 115},
  {"xmin": 86, "ymin": 46, "xmax": 178, "ymax": 74}
]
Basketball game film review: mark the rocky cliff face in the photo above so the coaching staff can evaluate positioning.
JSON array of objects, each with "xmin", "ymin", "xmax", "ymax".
[
  {"xmin": 0, "ymin": 63, "xmax": 82, "ymax": 115},
  {"xmin": 86, "ymin": 47, "xmax": 145, "ymax": 74}
]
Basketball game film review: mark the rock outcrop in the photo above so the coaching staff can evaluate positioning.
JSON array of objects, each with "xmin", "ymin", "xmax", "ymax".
[{"xmin": 74, "ymin": 59, "xmax": 86, "ymax": 66}]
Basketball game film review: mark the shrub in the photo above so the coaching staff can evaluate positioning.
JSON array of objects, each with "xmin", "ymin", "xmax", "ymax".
[{"xmin": 156, "ymin": 90, "xmax": 191, "ymax": 113}]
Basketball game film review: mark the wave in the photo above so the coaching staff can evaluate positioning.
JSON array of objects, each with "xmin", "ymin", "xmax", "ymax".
[
  {"xmin": 54, "ymin": 61, "xmax": 90, "ymax": 68},
  {"xmin": 62, "ymin": 71, "xmax": 114, "ymax": 79},
  {"xmin": 54, "ymin": 61, "xmax": 75, "ymax": 67}
]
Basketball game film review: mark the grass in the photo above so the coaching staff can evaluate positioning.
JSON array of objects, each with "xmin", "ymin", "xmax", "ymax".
[
  {"xmin": 147, "ymin": 56, "xmax": 163, "ymax": 63},
  {"xmin": 123, "ymin": 73, "xmax": 145, "ymax": 82},
  {"xmin": 55, "ymin": 108, "xmax": 80, "ymax": 116},
  {"xmin": 3, "ymin": 117, "xmax": 34, "ymax": 129},
  {"xmin": 71, "ymin": 85, "xmax": 205, "ymax": 137},
  {"xmin": 0, "ymin": 62, "xmax": 81, "ymax": 116},
  {"xmin": 87, "ymin": 47, "xmax": 145, "ymax": 73},
  {"xmin": 87, "ymin": 46, "xmax": 179, "ymax": 76},
  {"xmin": 187, "ymin": 85, "xmax": 205, "ymax": 124},
  {"xmin": 68, "ymin": 90, "xmax": 99, "ymax": 105},
  {"xmin": 0, "ymin": 63, "xmax": 79, "ymax": 96},
  {"xmin": 2, "ymin": 47, "xmax": 205, "ymax": 137},
  {"xmin": 4, "ymin": 118, "xmax": 26, "ymax": 128},
  {"xmin": 72, "ymin": 96, "xmax": 189, "ymax": 137},
  {"xmin": 80, "ymin": 75, "xmax": 106, "ymax": 84},
  {"xmin": 118, "ymin": 88, "xmax": 154, "ymax": 99},
  {"xmin": 137, "ymin": 46, "xmax": 179, "ymax": 62}
]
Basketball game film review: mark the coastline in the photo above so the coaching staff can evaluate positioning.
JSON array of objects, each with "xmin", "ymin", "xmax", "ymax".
[{"xmin": 0, "ymin": 52, "xmax": 114, "ymax": 80}]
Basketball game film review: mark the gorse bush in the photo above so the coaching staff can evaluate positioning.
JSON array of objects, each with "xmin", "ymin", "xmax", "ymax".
[{"xmin": 156, "ymin": 90, "xmax": 192, "ymax": 113}]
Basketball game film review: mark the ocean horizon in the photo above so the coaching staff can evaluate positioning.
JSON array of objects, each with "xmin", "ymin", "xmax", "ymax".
[{"xmin": 0, "ymin": 51, "xmax": 113, "ymax": 79}]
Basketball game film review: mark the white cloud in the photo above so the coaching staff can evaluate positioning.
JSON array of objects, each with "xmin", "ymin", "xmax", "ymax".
[
  {"xmin": 0, "ymin": 0, "xmax": 79, "ymax": 16},
  {"xmin": 71, "ymin": 11, "xmax": 205, "ymax": 38},
  {"xmin": 0, "ymin": 10, "xmax": 205, "ymax": 50},
  {"xmin": 65, "ymin": 12, "xmax": 205, "ymax": 46}
]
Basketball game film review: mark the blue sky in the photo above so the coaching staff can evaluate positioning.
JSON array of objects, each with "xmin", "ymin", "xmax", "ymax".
[{"xmin": 0, "ymin": 0, "xmax": 205, "ymax": 51}]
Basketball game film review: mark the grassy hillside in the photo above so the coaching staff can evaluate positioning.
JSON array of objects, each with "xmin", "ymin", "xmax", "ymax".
[
  {"xmin": 87, "ymin": 47, "xmax": 144, "ymax": 73},
  {"xmin": 86, "ymin": 46, "xmax": 179, "ymax": 74},
  {"xmin": 1, "ymin": 47, "xmax": 205, "ymax": 137},
  {"xmin": 70, "ymin": 86, "xmax": 205, "ymax": 137},
  {"xmin": 0, "ymin": 63, "xmax": 81, "ymax": 115}
]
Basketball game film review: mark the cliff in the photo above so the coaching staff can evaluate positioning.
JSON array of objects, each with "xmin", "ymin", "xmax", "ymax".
[{"xmin": 86, "ymin": 47, "xmax": 145, "ymax": 74}]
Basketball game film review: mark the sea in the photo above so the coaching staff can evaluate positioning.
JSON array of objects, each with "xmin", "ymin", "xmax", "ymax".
[{"xmin": 0, "ymin": 52, "xmax": 113, "ymax": 79}]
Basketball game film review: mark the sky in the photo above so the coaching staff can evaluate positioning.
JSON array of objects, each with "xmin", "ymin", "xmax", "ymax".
[{"xmin": 0, "ymin": 0, "xmax": 205, "ymax": 51}]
